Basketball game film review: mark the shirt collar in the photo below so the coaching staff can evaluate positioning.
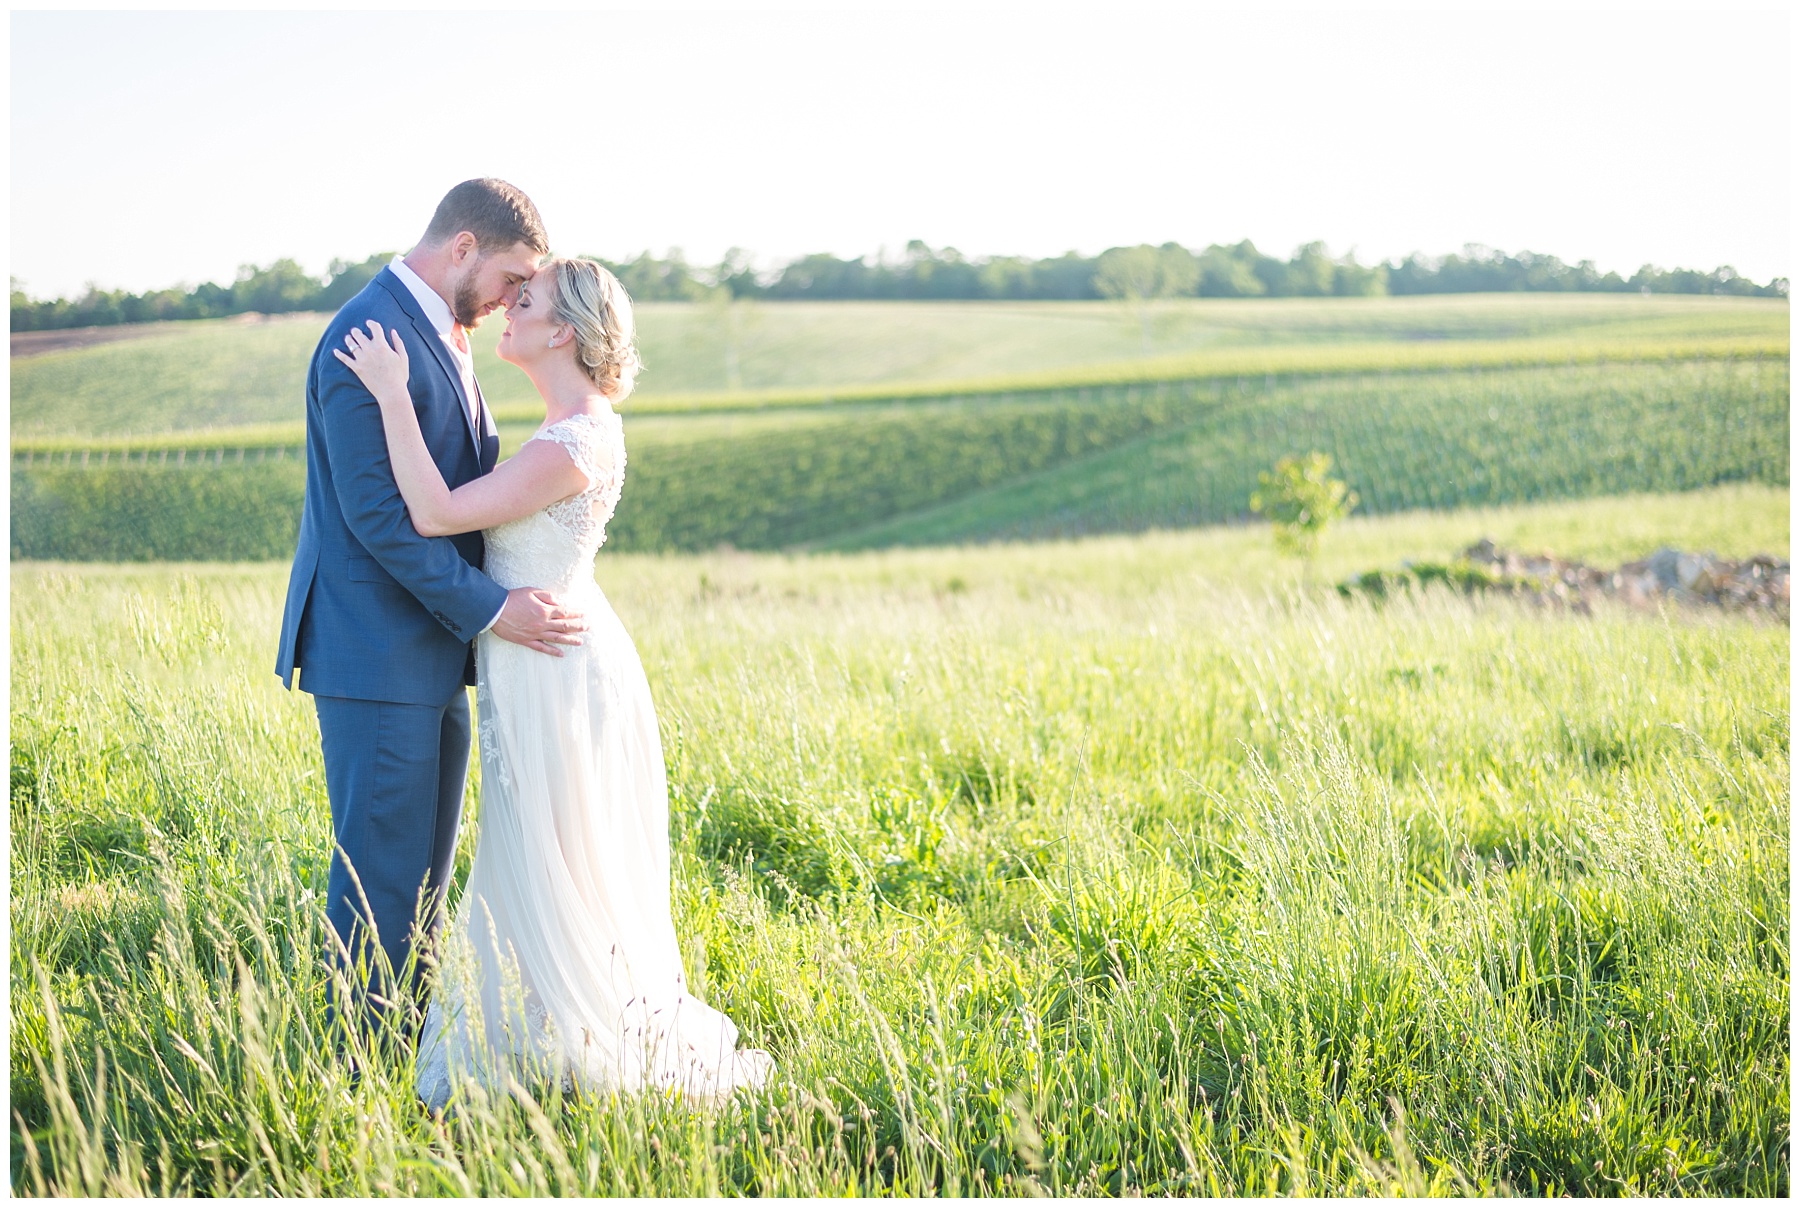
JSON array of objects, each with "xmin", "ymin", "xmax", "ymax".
[{"xmin": 389, "ymin": 256, "xmax": 456, "ymax": 339}]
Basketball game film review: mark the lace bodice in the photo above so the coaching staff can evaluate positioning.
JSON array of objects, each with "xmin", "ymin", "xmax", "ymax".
[{"xmin": 482, "ymin": 411, "xmax": 626, "ymax": 593}]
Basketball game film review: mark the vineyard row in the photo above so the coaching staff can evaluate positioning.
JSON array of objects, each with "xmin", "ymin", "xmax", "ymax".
[
  {"xmin": 11, "ymin": 337, "xmax": 1786, "ymax": 459},
  {"xmin": 11, "ymin": 359, "xmax": 1787, "ymax": 561}
]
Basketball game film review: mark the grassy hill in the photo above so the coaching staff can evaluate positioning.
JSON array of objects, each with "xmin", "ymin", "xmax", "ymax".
[
  {"xmin": 13, "ymin": 355, "xmax": 1787, "ymax": 561},
  {"xmin": 11, "ymin": 294, "xmax": 1788, "ymax": 438},
  {"xmin": 9, "ymin": 295, "xmax": 1789, "ymax": 561},
  {"xmin": 825, "ymin": 358, "xmax": 1790, "ymax": 548}
]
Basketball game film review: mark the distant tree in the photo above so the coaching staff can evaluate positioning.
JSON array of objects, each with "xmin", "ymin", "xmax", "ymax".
[
  {"xmin": 9, "ymin": 237, "xmax": 1787, "ymax": 333},
  {"xmin": 893, "ymin": 241, "xmax": 983, "ymax": 299},
  {"xmin": 1247, "ymin": 241, "xmax": 1300, "ymax": 296},
  {"xmin": 318, "ymin": 252, "xmax": 396, "ymax": 310},
  {"xmin": 1250, "ymin": 451, "xmax": 1358, "ymax": 577},
  {"xmin": 1331, "ymin": 250, "xmax": 1388, "ymax": 296},
  {"xmin": 1627, "ymin": 263, "xmax": 1775, "ymax": 297},
  {"xmin": 1702, "ymin": 266, "xmax": 1770, "ymax": 296},
  {"xmin": 73, "ymin": 284, "xmax": 126, "ymax": 326},
  {"xmin": 1156, "ymin": 241, "xmax": 1201, "ymax": 294},
  {"xmin": 769, "ymin": 252, "xmax": 874, "ymax": 299},
  {"xmin": 187, "ymin": 280, "xmax": 235, "ymax": 319},
  {"xmin": 1569, "ymin": 260, "xmax": 1629, "ymax": 292},
  {"xmin": 1196, "ymin": 243, "xmax": 1267, "ymax": 296},
  {"xmin": 120, "ymin": 287, "xmax": 187, "ymax": 323},
  {"xmin": 704, "ymin": 249, "xmax": 764, "ymax": 390},
  {"xmin": 977, "ymin": 254, "xmax": 1037, "ymax": 299},
  {"xmin": 1284, "ymin": 242, "xmax": 1338, "ymax": 296},
  {"xmin": 1383, "ymin": 253, "xmax": 1438, "ymax": 295},
  {"xmin": 1029, "ymin": 251, "xmax": 1103, "ymax": 299},
  {"xmin": 714, "ymin": 246, "xmax": 764, "ymax": 299},
  {"xmin": 235, "ymin": 259, "xmax": 321, "ymax": 314},
  {"xmin": 604, "ymin": 249, "xmax": 709, "ymax": 302},
  {"xmin": 1095, "ymin": 243, "xmax": 1200, "ymax": 353}
]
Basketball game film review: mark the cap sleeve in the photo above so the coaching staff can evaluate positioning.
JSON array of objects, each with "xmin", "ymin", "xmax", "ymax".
[{"xmin": 534, "ymin": 412, "xmax": 621, "ymax": 491}]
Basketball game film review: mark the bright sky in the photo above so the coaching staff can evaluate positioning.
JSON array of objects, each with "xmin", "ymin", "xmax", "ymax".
[{"xmin": 9, "ymin": 6, "xmax": 1793, "ymax": 299}]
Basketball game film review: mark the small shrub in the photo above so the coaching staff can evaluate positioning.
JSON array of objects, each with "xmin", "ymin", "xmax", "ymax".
[{"xmin": 1249, "ymin": 451, "xmax": 1358, "ymax": 563}]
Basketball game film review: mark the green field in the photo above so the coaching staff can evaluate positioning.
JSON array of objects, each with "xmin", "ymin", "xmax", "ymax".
[
  {"xmin": 11, "ymin": 294, "xmax": 1788, "ymax": 439},
  {"xmin": 12, "ymin": 295, "xmax": 1790, "ymax": 1194},
  {"xmin": 13, "ymin": 355, "xmax": 1788, "ymax": 560},
  {"xmin": 828, "ymin": 358, "xmax": 1789, "ymax": 548},
  {"xmin": 10, "ymin": 488, "xmax": 1789, "ymax": 1195},
  {"xmin": 11, "ymin": 294, "xmax": 1787, "ymax": 563}
]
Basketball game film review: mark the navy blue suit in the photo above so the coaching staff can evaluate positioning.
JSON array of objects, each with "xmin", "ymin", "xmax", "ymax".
[{"xmin": 275, "ymin": 266, "xmax": 506, "ymax": 1024}]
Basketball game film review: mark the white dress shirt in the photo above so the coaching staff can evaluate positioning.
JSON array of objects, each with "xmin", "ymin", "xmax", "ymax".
[
  {"xmin": 386, "ymin": 257, "xmax": 506, "ymax": 636},
  {"xmin": 388, "ymin": 257, "xmax": 484, "ymax": 432}
]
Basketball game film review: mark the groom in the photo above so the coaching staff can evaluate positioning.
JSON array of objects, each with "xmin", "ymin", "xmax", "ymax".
[{"xmin": 275, "ymin": 179, "xmax": 585, "ymax": 1035}]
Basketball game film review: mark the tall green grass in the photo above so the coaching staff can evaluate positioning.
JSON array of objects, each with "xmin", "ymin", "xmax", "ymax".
[{"xmin": 9, "ymin": 489, "xmax": 1790, "ymax": 1195}]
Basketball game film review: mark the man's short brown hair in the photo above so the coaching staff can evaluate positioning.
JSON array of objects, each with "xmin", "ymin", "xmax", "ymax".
[{"xmin": 422, "ymin": 178, "xmax": 549, "ymax": 256}]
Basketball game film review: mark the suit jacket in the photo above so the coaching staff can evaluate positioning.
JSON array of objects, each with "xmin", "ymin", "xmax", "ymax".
[{"xmin": 275, "ymin": 266, "xmax": 507, "ymax": 704}]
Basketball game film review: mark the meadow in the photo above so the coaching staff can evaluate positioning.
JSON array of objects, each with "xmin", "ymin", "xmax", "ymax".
[
  {"xmin": 13, "ymin": 355, "xmax": 1788, "ymax": 560},
  {"xmin": 13, "ymin": 294, "xmax": 1784, "ymax": 562},
  {"xmin": 10, "ymin": 294, "xmax": 1787, "ymax": 438},
  {"xmin": 10, "ymin": 290, "xmax": 1792, "ymax": 1194},
  {"xmin": 9, "ymin": 485, "xmax": 1791, "ymax": 1196}
]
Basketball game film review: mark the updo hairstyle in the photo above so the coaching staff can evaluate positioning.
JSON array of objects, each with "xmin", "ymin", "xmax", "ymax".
[{"xmin": 545, "ymin": 257, "xmax": 642, "ymax": 401}]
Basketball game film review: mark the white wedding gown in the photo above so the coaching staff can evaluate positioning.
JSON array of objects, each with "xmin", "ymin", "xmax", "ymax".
[{"xmin": 415, "ymin": 410, "xmax": 772, "ymax": 1111}]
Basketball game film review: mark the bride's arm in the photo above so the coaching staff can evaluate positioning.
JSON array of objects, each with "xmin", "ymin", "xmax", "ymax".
[{"xmin": 335, "ymin": 321, "xmax": 589, "ymax": 536}]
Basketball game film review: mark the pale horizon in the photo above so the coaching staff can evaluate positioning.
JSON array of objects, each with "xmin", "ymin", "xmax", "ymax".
[{"xmin": 11, "ymin": 8, "xmax": 1792, "ymax": 300}]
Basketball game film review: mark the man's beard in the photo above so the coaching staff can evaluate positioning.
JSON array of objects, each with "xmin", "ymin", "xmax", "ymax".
[{"xmin": 451, "ymin": 263, "xmax": 487, "ymax": 328}]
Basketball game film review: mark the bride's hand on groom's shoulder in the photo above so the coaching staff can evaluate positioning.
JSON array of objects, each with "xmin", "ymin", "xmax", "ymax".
[{"xmin": 333, "ymin": 320, "xmax": 411, "ymax": 402}]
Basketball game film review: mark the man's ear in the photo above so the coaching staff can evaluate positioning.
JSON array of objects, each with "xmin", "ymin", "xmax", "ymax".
[{"xmin": 449, "ymin": 231, "xmax": 479, "ymax": 266}]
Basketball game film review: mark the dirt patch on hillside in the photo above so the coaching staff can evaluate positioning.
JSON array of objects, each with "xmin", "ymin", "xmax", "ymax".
[
  {"xmin": 1342, "ymin": 540, "xmax": 1789, "ymax": 620},
  {"xmin": 12, "ymin": 323, "xmax": 177, "ymax": 358},
  {"xmin": 11, "ymin": 312, "xmax": 327, "ymax": 359}
]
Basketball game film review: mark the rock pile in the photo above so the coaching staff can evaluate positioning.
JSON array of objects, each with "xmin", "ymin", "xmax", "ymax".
[
  {"xmin": 1343, "ymin": 540, "xmax": 1789, "ymax": 619},
  {"xmin": 1463, "ymin": 539, "xmax": 1789, "ymax": 616}
]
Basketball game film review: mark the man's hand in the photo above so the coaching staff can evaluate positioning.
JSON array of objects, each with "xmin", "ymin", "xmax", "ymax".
[{"xmin": 492, "ymin": 587, "xmax": 587, "ymax": 656}]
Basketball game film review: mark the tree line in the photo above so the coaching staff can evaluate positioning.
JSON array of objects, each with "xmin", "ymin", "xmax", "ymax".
[
  {"xmin": 11, "ymin": 240, "xmax": 1786, "ymax": 331},
  {"xmin": 9, "ymin": 253, "xmax": 393, "ymax": 332}
]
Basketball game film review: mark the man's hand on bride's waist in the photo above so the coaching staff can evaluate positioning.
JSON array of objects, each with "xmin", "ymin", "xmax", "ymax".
[{"xmin": 493, "ymin": 587, "xmax": 588, "ymax": 656}]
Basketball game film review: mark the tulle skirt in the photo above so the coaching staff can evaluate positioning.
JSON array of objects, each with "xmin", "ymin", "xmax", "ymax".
[{"xmin": 416, "ymin": 584, "xmax": 772, "ymax": 1110}]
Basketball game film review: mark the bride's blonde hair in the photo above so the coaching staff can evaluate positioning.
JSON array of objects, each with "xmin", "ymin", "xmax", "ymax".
[{"xmin": 545, "ymin": 258, "xmax": 642, "ymax": 401}]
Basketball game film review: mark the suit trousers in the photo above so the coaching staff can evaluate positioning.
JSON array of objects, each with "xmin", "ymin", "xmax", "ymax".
[{"xmin": 314, "ymin": 690, "xmax": 471, "ymax": 1033}]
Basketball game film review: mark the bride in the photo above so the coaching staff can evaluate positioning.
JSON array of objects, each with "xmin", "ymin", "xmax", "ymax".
[{"xmin": 334, "ymin": 258, "xmax": 772, "ymax": 1110}]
